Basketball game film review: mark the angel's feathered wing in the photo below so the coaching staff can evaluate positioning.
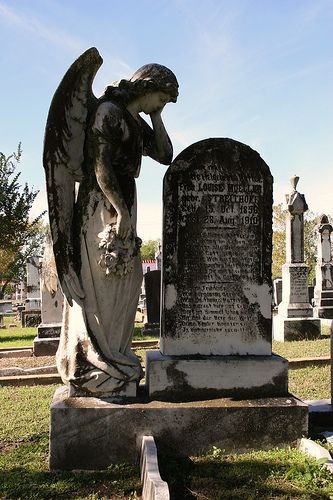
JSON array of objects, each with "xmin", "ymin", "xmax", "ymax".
[{"xmin": 43, "ymin": 47, "xmax": 103, "ymax": 303}]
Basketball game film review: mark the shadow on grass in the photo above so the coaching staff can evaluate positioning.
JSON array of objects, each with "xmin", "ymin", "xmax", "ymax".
[
  {"xmin": 0, "ymin": 333, "xmax": 35, "ymax": 344},
  {"xmin": 158, "ymin": 452, "xmax": 332, "ymax": 499},
  {"xmin": 0, "ymin": 429, "xmax": 141, "ymax": 499}
]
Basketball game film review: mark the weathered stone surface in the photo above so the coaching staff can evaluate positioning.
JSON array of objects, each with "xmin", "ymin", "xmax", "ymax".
[
  {"xmin": 273, "ymin": 316, "xmax": 320, "ymax": 341},
  {"xmin": 26, "ymin": 255, "xmax": 41, "ymax": 299},
  {"xmin": 49, "ymin": 386, "xmax": 308, "ymax": 470},
  {"xmin": 161, "ymin": 138, "xmax": 273, "ymax": 356},
  {"xmin": 37, "ymin": 323, "xmax": 61, "ymax": 339},
  {"xmin": 146, "ymin": 351, "xmax": 288, "ymax": 401},
  {"xmin": 33, "ymin": 336, "xmax": 60, "ymax": 357},
  {"xmin": 278, "ymin": 264, "xmax": 313, "ymax": 318},
  {"xmin": 21, "ymin": 309, "xmax": 41, "ymax": 327},
  {"xmin": 274, "ymin": 177, "xmax": 317, "ymax": 341},
  {"xmin": 0, "ymin": 301, "xmax": 12, "ymax": 313},
  {"xmin": 142, "ymin": 270, "xmax": 161, "ymax": 336},
  {"xmin": 140, "ymin": 436, "xmax": 170, "ymax": 500},
  {"xmin": 314, "ymin": 215, "xmax": 333, "ymax": 319}
]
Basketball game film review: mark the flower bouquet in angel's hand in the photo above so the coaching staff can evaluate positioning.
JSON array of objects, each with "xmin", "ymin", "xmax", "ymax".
[{"xmin": 98, "ymin": 224, "xmax": 142, "ymax": 277}]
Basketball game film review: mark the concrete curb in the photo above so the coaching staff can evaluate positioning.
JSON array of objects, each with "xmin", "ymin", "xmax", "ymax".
[
  {"xmin": 288, "ymin": 356, "xmax": 330, "ymax": 369},
  {"xmin": 140, "ymin": 436, "xmax": 170, "ymax": 500},
  {"xmin": 0, "ymin": 365, "xmax": 58, "ymax": 377},
  {"xmin": 0, "ymin": 374, "xmax": 61, "ymax": 386},
  {"xmin": 299, "ymin": 438, "xmax": 333, "ymax": 473}
]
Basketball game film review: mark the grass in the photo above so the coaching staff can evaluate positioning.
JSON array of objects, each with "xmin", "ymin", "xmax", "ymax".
[
  {"xmin": 0, "ymin": 322, "xmax": 158, "ymax": 349},
  {"xmin": 273, "ymin": 333, "xmax": 331, "ymax": 360},
  {"xmin": 289, "ymin": 365, "xmax": 331, "ymax": 401},
  {"xmin": 0, "ymin": 385, "xmax": 141, "ymax": 499},
  {"xmin": 0, "ymin": 362, "xmax": 332, "ymax": 498},
  {"xmin": 159, "ymin": 446, "xmax": 333, "ymax": 499}
]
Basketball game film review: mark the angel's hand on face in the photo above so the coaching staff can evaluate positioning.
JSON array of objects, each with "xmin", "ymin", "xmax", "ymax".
[
  {"xmin": 115, "ymin": 211, "xmax": 132, "ymax": 240},
  {"xmin": 150, "ymin": 105, "xmax": 165, "ymax": 120},
  {"xmin": 61, "ymin": 265, "xmax": 85, "ymax": 307}
]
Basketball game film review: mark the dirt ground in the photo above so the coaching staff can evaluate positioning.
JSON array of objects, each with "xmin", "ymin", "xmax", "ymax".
[{"xmin": 0, "ymin": 355, "xmax": 55, "ymax": 370}]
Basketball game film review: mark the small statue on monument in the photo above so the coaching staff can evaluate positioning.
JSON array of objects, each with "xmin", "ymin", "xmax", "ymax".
[{"xmin": 43, "ymin": 47, "xmax": 178, "ymax": 396}]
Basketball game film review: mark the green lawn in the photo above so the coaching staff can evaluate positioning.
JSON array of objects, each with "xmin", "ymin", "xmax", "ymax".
[
  {"xmin": 1, "ymin": 382, "xmax": 333, "ymax": 499},
  {"xmin": 0, "ymin": 322, "xmax": 157, "ymax": 349},
  {"xmin": 0, "ymin": 385, "xmax": 141, "ymax": 499}
]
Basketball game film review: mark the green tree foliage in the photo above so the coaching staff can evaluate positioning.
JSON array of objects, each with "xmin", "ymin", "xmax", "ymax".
[
  {"xmin": 0, "ymin": 144, "xmax": 46, "ymax": 297},
  {"xmin": 140, "ymin": 239, "xmax": 160, "ymax": 260},
  {"xmin": 272, "ymin": 204, "xmax": 331, "ymax": 283}
]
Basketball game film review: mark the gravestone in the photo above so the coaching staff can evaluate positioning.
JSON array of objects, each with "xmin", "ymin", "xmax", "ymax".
[
  {"xmin": 146, "ymin": 138, "xmax": 288, "ymax": 399},
  {"xmin": 273, "ymin": 176, "xmax": 320, "ymax": 341},
  {"xmin": 142, "ymin": 270, "xmax": 161, "ymax": 335},
  {"xmin": 25, "ymin": 255, "xmax": 41, "ymax": 311},
  {"xmin": 34, "ymin": 234, "xmax": 64, "ymax": 356},
  {"xmin": 313, "ymin": 215, "xmax": 333, "ymax": 319}
]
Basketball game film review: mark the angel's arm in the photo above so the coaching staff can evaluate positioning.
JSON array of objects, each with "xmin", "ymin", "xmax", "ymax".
[
  {"xmin": 141, "ymin": 111, "xmax": 173, "ymax": 165},
  {"xmin": 93, "ymin": 103, "xmax": 132, "ymax": 239}
]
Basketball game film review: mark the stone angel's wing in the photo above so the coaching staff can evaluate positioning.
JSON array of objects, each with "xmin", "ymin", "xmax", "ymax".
[{"xmin": 43, "ymin": 47, "xmax": 103, "ymax": 305}]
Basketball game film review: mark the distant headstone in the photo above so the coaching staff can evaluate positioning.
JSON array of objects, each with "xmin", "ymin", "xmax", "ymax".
[
  {"xmin": 34, "ymin": 234, "xmax": 64, "ymax": 356},
  {"xmin": 273, "ymin": 176, "xmax": 320, "ymax": 341},
  {"xmin": 313, "ymin": 215, "xmax": 333, "ymax": 318},
  {"xmin": 142, "ymin": 270, "xmax": 161, "ymax": 335},
  {"xmin": 0, "ymin": 301, "xmax": 12, "ymax": 314},
  {"xmin": 26, "ymin": 255, "xmax": 41, "ymax": 299},
  {"xmin": 146, "ymin": 138, "xmax": 287, "ymax": 399}
]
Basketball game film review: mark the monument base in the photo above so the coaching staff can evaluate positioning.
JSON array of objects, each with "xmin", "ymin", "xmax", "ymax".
[
  {"xmin": 37, "ymin": 322, "xmax": 62, "ymax": 338},
  {"xmin": 146, "ymin": 351, "xmax": 288, "ymax": 401},
  {"xmin": 273, "ymin": 315, "xmax": 321, "ymax": 341},
  {"xmin": 49, "ymin": 386, "xmax": 308, "ymax": 470},
  {"xmin": 313, "ymin": 306, "xmax": 333, "ymax": 319},
  {"xmin": 141, "ymin": 322, "xmax": 160, "ymax": 336},
  {"xmin": 33, "ymin": 336, "xmax": 59, "ymax": 356}
]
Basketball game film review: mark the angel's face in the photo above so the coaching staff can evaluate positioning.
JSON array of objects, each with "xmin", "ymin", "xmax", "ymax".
[{"xmin": 140, "ymin": 91, "xmax": 171, "ymax": 114}]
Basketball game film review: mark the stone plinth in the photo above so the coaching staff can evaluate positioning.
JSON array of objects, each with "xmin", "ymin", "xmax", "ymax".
[
  {"xmin": 33, "ymin": 336, "xmax": 60, "ymax": 357},
  {"xmin": 273, "ymin": 316, "xmax": 321, "ymax": 342},
  {"xmin": 146, "ymin": 351, "xmax": 288, "ymax": 401},
  {"xmin": 49, "ymin": 386, "xmax": 308, "ymax": 470}
]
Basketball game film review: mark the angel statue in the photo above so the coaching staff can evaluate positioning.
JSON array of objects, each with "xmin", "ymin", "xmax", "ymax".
[{"xmin": 44, "ymin": 47, "xmax": 178, "ymax": 396}]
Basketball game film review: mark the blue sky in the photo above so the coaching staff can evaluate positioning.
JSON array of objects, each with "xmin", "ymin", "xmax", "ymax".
[{"xmin": 0, "ymin": 0, "xmax": 332, "ymax": 240}]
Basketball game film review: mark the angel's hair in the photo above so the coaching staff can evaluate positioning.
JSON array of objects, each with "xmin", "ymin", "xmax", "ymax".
[{"xmin": 103, "ymin": 63, "xmax": 179, "ymax": 105}]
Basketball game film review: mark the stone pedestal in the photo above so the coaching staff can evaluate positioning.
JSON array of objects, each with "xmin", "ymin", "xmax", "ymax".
[
  {"xmin": 273, "ymin": 316, "xmax": 321, "ymax": 341},
  {"xmin": 146, "ymin": 351, "xmax": 288, "ymax": 401},
  {"xmin": 33, "ymin": 324, "xmax": 61, "ymax": 356},
  {"xmin": 49, "ymin": 386, "xmax": 308, "ymax": 470},
  {"xmin": 314, "ymin": 290, "xmax": 333, "ymax": 319}
]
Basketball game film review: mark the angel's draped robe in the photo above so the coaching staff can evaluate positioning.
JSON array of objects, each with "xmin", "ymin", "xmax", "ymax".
[{"xmin": 56, "ymin": 100, "xmax": 166, "ymax": 395}]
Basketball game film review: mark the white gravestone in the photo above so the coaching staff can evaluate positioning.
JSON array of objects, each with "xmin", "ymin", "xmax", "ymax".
[{"xmin": 313, "ymin": 215, "xmax": 333, "ymax": 319}]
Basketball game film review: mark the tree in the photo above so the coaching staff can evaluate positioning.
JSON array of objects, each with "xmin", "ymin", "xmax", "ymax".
[
  {"xmin": 272, "ymin": 204, "xmax": 331, "ymax": 283},
  {"xmin": 0, "ymin": 144, "xmax": 46, "ymax": 298},
  {"xmin": 140, "ymin": 239, "xmax": 160, "ymax": 260}
]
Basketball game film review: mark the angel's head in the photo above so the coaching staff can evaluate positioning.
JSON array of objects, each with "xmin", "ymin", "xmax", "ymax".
[{"xmin": 103, "ymin": 63, "xmax": 179, "ymax": 109}]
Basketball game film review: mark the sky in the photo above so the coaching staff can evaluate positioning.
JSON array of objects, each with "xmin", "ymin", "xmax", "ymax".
[{"xmin": 0, "ymin": 0, "xmax": 332, "ymax": 240}]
